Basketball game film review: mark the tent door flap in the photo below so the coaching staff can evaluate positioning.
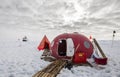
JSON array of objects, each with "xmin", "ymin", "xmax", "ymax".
[{"xmin": 67, "ymin": 38, "xmax": 74, "ymax": 56}]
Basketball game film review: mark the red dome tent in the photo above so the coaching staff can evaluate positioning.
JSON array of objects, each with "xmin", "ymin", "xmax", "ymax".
[
  {"xmin": 38, "ymin": 32, "xmax": 107, "ymax": 65},
  {"xmin": 50, "ymin": 32, "xmax": 93, "ymax": 63}
]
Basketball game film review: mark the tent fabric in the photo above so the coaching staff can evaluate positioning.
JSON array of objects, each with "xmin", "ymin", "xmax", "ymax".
[
  {"xmin": 66, "ymin": 38, "xmax": 74, "ymax": 56},
  {"xmin": 73, "ymin": 52, "xmax": 87, "ymax": 63},
  {"xmin": 95, "ymin": 58, "xmax": 107, "ymax": 65},
  {"xmin": 37, "ymin": 35, "xmax": 50, "ymax": 51}
]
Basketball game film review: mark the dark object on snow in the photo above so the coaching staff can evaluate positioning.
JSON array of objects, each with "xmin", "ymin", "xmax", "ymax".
[
  {"xmin": 113, "ymin": 30, "xmax": 116, "ymax": 37},
  {"xmin": 113, "ymin": 30, "xmax": 116, "ymax": 34},
  {"xmin": 22, "ymin": 36, "xmax": 28, "ymax": 42},
  {"xmin": 65, "ymin": 61, "xmax": 73, "ymax": 70}
]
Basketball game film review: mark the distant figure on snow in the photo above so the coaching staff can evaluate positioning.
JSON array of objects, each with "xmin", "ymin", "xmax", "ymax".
[{"xmin": 22, "ymin": 36, "xmax": 28, "ymax": 42}]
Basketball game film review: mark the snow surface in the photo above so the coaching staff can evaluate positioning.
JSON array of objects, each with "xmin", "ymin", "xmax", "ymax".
[
  {"xmin": 0, "ymin": 40, "xmax": 120, "ymax": 77},
  {"xmin": 0, "ymin": 0, "xmax": 120, "ymax": 77}
]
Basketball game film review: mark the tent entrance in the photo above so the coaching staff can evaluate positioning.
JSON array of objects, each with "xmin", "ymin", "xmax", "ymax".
[
  {"xmin": 58, "ymin": 39, "xmax": 67, "ymax": 56},
  {"xmin": 58, "ymin": 38, "xmax": 74, "ymax": 57}
]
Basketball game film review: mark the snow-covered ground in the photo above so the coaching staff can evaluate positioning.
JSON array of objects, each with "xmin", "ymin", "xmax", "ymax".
[
  {"xmin": 0, "ymin": 40, "xmax": 120, "ymax": 77},
  {"xmin": 0, "ymin": 0, "xmax": 120, "ymax": 77},
  {"xmin": 0, "ymin": 40, "xmax": 50, "ymax": 77}
]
